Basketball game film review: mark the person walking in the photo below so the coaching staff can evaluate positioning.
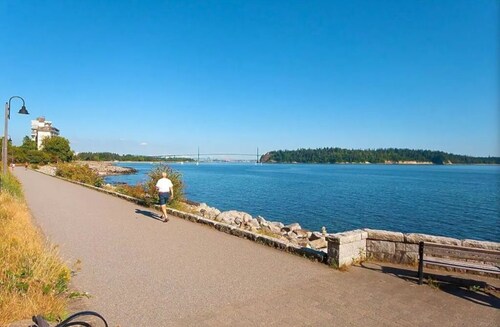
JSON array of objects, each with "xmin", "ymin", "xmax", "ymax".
[{"xmin": 155, "ymin": 172, "xmax": 174, "ymax": 222}]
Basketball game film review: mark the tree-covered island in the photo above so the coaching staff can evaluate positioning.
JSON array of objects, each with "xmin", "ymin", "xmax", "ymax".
[{"xmin": 260, "ymin": 148, "xmax": 500, "ymax": 164}]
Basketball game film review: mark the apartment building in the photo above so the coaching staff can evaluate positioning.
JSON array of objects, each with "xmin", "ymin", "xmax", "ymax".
[{"xmin": 31, "ymin": 117, "xmax": 60, "ymax": 150}]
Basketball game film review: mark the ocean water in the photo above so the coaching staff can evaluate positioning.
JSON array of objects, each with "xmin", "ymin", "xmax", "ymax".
[{"xmin": 105, "ymin": 163, "xmax": 500, "ymax": 242}]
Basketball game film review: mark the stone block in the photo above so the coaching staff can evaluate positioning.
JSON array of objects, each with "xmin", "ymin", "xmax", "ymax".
[
  {"xmin": 395, "ymin": 242, "xmax": 406, "ymax": 251},
  {"xmin": 404, "ymin": 233, "xmax": 461, "ymax": 245},
  {"xmin": 328, "ymin": 229, "xmax": 367, "ymax": 245},
  {"xmin": 462, "ymin": 239, "xmax": 500, "ymax": 251},
  {"xmin": 365, "ymin": 229, "xmax": 404, "ymax": 242},
  {"xmin": 367, "ymin": 240, "xmax": 395, "ymax": 254},
  {"xmin": 394, "ymin": 251, "xmax": 418, "ymax": 265}
]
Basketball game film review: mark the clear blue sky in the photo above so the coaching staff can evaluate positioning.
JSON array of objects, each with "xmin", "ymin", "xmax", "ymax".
[{"xmin": 1, "ymin": 0, "xmax": 498, "ymax": 157}]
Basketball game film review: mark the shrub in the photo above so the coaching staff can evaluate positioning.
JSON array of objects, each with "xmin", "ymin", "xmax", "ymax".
[
  {"xmin": 115, "ymin": 183, "xmax": 147, "ymax": 200},
  {"xmin": 56, "ymin": 163, "xmax": 103, "ymax": 187},
  {"xmin": 144, "ymin": 164, "xmax": 185, "ymax": 209}
]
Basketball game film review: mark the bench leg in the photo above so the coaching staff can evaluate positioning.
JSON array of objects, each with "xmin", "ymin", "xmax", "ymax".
[{"xmin": 418, "ymin": 241, "xmax": 424, "ymax": 285}]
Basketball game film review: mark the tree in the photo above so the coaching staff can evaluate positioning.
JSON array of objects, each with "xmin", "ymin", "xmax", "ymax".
[
  {"xmin": 21, "ymin": 136, "xmax": 37, "ymax": 150},
  {"xmin": 41, "ymin": 136, "xmax": 74, "ymax": 162}
]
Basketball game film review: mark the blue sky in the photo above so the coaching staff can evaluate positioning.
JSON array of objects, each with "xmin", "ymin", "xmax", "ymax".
[{"xmin": 1, "ymin": 0, "xmax": 498, "ymax": 157}]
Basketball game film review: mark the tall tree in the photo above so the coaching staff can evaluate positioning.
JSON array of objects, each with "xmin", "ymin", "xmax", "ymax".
[
  {"xmin": 41, "ymin": 136, "xmax": 73, "ymax": 162},
  {"xmin": 21, "ymin": 136, "xmax": 37, "ymax": 150}
]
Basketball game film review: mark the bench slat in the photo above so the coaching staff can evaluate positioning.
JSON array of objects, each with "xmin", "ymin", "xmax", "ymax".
[
  {"xmin": 423, "ymin": 256, "xmax": 500, "ymax": 274},
  {"xmin": 424, "ymin": 246, "xmax": 500, "ymax": 262},
  {"xmin": 424, "ymin": 242, "xmax": 500, "ymax": 255}
]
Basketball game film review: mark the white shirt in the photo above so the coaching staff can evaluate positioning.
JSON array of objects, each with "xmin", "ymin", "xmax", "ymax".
[{"xmin": 156, "ymin": 177, "xmax": 173, "ymax": 193}]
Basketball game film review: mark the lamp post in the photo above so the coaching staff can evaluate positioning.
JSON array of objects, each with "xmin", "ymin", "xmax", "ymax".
[{"xmin": 3, "ymin": 96, "xmax": 29, "ymax": 175}]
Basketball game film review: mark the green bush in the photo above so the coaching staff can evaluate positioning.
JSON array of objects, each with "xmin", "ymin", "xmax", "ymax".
[
  {"xmin": 55, "ymin": 163, "xmax": 103, "ymax": 187},
  {"xmin": 144, "ymin": 164, "xmax": 185, "ymax": 209}
]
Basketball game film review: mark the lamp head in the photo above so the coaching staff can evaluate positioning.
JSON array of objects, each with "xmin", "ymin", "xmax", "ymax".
[{"xmin": 18, "ymin": 105, "xmax": 29, "ymax": 115}]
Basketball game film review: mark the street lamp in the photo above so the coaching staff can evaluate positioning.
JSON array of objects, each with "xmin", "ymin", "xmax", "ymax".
[{"xmin": 3, "ymin": 96, "xmax": 29, "ymax": 175}]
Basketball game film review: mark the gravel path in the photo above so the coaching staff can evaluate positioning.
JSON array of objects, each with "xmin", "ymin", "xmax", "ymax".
[{"xmin": 15, "ymin": 169, "xmax": 499, "ymax": 326}]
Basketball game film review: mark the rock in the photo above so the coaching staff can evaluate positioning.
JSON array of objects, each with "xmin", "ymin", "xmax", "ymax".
[
  {"xmin": 309, "ymin": 238, "xmax": 328, "ymax": 249},
  {"xmin": 234, "ymin": 217, "xmax": 242, "ymax": 225},
  {"xmin": 256, "ymin": 216, "xmax": 267, "ymax": 225},
  {"xmin": 309, "ymin": 232, "xmax": 323, "ymax": 241},
  {"xmin": 282, "ymin": 223, "xmax": 301, "ymax": 233},
  {"xmin": 272, "ymin": 221, "xmax": 284, "ymax": 229},
  {"xmin": 293, "ymin": 229, "xmax": 309, "ymax": 239},
  {"xmin": 265, "ymin": 223, "xmax": 282, "ymax": 234},
  {"xmin": 217, "ymin": 210, "xmax": 251, "ymax": 225},
  {"xmin": 249, "ymin": 218, "xmax": 260, "ymax": 229}
]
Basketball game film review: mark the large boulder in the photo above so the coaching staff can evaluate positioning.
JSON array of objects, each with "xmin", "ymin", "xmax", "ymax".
[
  {"xmin": 310, "ymin": 238, "xmax": 328, "ymax": 249},
  {"xmin": 248, "ymin": 218, "xmax": 261, "ymax": 229},
  {"xmin": 293, "ymin": 229, "xmax": 310, "ymax": 239},
  {"xmin": 217, "ymin": 210, "xmax": 252, "ymax": 226},
  {"xmin": 309, "ymin": 232, "xmax": 324, "ymax": 241},
  {"xmin": 197, "ymin": 203, "xmax": 221, "ymax": 220},
  {"xmin": 282, "ymin": 223, "xmax": 301, "ymax": 233}
]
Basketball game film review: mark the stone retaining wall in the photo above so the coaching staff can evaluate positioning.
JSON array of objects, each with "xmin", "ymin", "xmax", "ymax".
[{"xmin": 327, "ymin": 229, "xmax": 500, "ymax": 275}]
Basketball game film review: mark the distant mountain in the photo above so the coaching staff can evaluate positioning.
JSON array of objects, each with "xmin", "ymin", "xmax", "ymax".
[{"xmin": 260, "ymin": 148, "xmax": 500, "ymax": 164}]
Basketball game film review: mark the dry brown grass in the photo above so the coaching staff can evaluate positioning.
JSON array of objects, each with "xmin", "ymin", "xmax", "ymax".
[{"xmin": 0, "ymin": 192, "xmax": 70, "ymax": 325}]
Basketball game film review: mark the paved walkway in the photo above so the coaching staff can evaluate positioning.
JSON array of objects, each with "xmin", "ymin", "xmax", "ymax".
[{"xmin": 14, "ymin": 169, "xmax": 499, "ymax": 326}]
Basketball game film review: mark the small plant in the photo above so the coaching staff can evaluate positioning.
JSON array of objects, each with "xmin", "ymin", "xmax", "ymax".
[
  {"xmin": 68, "ymin": 291, "xmax": 91, "ymax": 299},
  {"xmin": 468, "ymin": 285, "xmax": 481, "ymax": 292},
  {"xmin": 427, "ymin": 277, "xmax": 440, "ymax": 290},
  {"xmin": 257, "ymin": 229, "xmax": 281, "ymax": 239}
]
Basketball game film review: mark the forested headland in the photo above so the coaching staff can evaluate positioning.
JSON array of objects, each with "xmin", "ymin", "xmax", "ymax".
[
  {"xmin": 260, "ymin": 148, "xmax": 500, "ymax": 164},
  {"xmin": 75, "ymin": 152, "xmax": 194, "ymax": 162}
]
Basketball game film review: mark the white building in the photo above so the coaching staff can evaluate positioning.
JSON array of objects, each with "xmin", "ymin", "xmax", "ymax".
[{"xmin": 31, "ymin": 117, "xmax": 60, "ymax": 150}]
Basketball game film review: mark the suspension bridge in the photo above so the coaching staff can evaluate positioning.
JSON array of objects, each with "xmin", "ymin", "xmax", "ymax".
[{"xmin": 160, "ymin": 147, "xmax": 264, "ymax": 163}]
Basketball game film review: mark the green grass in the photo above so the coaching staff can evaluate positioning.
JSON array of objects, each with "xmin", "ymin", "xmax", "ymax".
[{"xmin": 0, "ymin": 171, "xmax": 23, "ymax": 198}]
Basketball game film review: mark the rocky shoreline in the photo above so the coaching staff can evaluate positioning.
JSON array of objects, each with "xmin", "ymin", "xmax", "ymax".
[
  {"xmin": 36, "ymin": 161, "xmax": 137, "ymax": 177},
  {"xmin": 78, "ymin": 161, "xmax": 137, "ymax": 176},
  {"xmin": 182, "ymin": 202, "xmax": 329, "ymax": 252}
]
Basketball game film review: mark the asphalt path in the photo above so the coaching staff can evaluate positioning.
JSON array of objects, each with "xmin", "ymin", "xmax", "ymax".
[{"xmin": 15, "ymin": 169, "xmax": 500, "ymax": 326}]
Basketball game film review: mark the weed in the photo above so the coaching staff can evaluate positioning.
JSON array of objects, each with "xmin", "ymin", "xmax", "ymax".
[
  {"xmin": 68, "ymin": 291, "xmax": 91, "ymax": 299},
  {"xmin": 257, "ymin": 229, "xmax": 281, "ymax": 239},
  {"xmin": 468, "ymin": 285, "xmax": 481, "ymax": 292},
  {"xmin": 427, "ymin": 277, "xmax": 440, "ymax": 290}
]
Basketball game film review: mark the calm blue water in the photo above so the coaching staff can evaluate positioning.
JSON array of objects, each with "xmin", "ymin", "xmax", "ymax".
[{"xmin": 106, "ymin": 163, "xmax": 500, "ymax": 242}]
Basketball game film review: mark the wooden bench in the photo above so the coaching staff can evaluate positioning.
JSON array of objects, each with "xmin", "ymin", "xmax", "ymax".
[{"xmin": 417, "ymin": 241, "xmax": 500, "ymax": 285}]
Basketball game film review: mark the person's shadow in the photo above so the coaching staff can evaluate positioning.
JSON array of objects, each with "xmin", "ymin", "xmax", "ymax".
[{"xmin": 135, "ymin": 209, "xmax": 163, "ymax": 222}]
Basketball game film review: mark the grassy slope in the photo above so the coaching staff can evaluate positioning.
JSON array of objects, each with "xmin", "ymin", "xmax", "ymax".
[{"xmin": 0, "ymin": 172, "xmax": 70, "ymax": 325}]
